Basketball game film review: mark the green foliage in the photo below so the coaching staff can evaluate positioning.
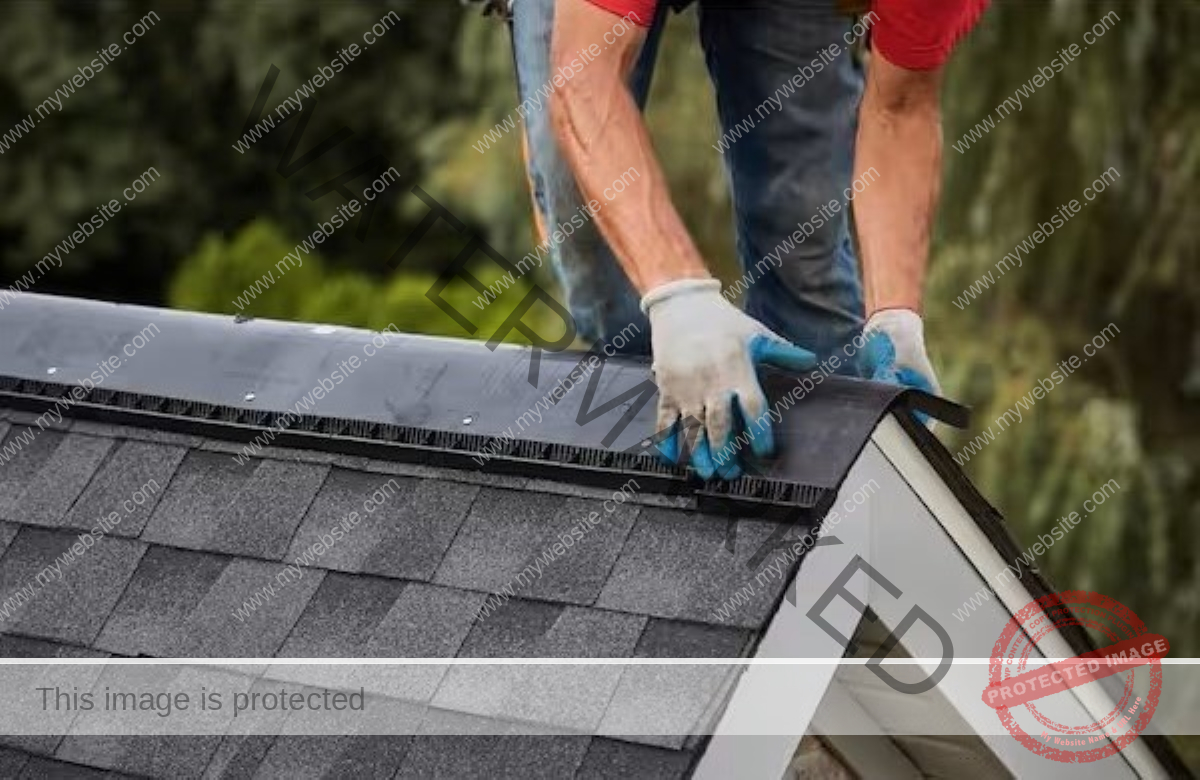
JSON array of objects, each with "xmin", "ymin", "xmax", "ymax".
[
  {"xmin": 933, "ymin": 0, "xmax": 1200, "ymax": 660},
  {"xmin": 169, "ymin": 219, "xmax": 561, "ymax": 344},
  {"xmin": 0, "ymin": 1, "xmax": 483, "ymax": 302}
]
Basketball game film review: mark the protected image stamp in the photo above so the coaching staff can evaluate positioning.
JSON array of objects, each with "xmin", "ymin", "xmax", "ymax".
[{"xmin": 983, "ymin": 590, "xmax": 1167, "ymax": 763}]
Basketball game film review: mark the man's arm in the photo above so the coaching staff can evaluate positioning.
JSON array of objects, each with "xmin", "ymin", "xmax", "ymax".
[
  {"xmin": 548, "ymin": 0, "xmax": 816, "ymax": 479},
  {"xmin": 853, "ymin": 48, "xmax": 942, "ymax": 317},
  {"xmin": 853, "ymin": 0, "xmax": 988, "ymax": 402},
  {"xmin": 549, "ymin": 0, "xmax": 709, "ymax": 292}
]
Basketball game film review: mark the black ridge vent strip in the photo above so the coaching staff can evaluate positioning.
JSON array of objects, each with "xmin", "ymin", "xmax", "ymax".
[{"xmin": 0, "ymin": 375, "xmax": 827, "ymax": 516}]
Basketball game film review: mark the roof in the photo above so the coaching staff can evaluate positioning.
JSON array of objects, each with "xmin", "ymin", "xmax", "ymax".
[{"xmin": 0, "ymin": 293, "xmax": 1187, "ymax": 780}]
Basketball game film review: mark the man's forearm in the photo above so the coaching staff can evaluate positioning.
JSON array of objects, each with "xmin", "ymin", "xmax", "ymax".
[
  {"xmin": 853, "ymin": 49, "xmax": 943, "ymax": 316},
  {"xmin": 550, "ymin": 0, "xmax": 709, "ymax": 295}
]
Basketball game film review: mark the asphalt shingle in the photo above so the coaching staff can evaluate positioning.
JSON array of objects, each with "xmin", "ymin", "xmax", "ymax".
[
  {"xmin": 0, "ymin": 521, "xmax": 20, "ymax": 556},
  {"xmin": 575, "ymin": 738, "xmax": 694, "ymax": 780},
  {"xmin": 177, "ymin": 558, "xmax": 325, "ymax": 657},
  {"xmin": 0, "ymin": 635, "xmax": 108, "ymax": 658},
  {"xmin": 241, "ymin": 580, "xmax": 481, "ymax": 706},
  {"xmin": 634, "ymin": 619, "xmax": 753, "ymax": 659},
  {"xmin": 286, "ymin": 471, "xmax": 478, "ymax": 580},
  {"xmin": 596, "ymin": 509, "xmax": 793, "ymax": 628},
  {"xmin": 0, "ymin": 747, "xmax": 30, "ymax": 778},
  {"xmin": 56, "ymin": 736, "xmax": 222, "ymax": 780},
  {"xmin": 69, "ymin": 418, "xmax": 204, "ymax": 448},
  {"xmin": 8, "ymin": 433, "xmax": 114, "ymax": 527},
  {"xmin": 252, "ymin": 735, "xmax": 412, "ymax": 780},
  {"xmin": 142, "ymin": 452, "xmax": 327, "ymax": 559},
  {"xmin": 220, "ymin": 459, "xmax": 329, "ymax": 560},
  {"xmin": 435, "ymin": 602, "xmax": 645, "ymax": 731},
  {"xmin": 18, "ymin": 756, "xmax": 139, "ymax": 779},
  {"xmin": 0, "ymin": 428, "xmax": 67, "ymax": 519},
  {"xmin": 60, "ymin": 441, "xmax": 186, "ymax": 536},
  {"xmin": 0, "ymin": 527, "xmax": 145, "ymax": 644},
  {"xmin": 435, "ymin": 490, "xmax": 640, "ymax": 606},
  {"xmin": 140, "ymin": 451, "xmax": 257, "ymax": 550},
  {"xmin": 198, "ymin": 735, "xmax": 275, "ymax": 780},
  {"xmin": 94, "ymin": 546, "xmax": 230, "ymax": 657},
  {"xmin": 276, "ymin": 572, "xmax": 406, "ymax": 657},
  {"xmin": 0, "ymin": 397, "xmax": 818, "ymax": 779},
  {"xmin": 364, "ymin": 582, "xmax": 484, "ymax": 659},
  {"xmin": 395, "ymin": 714, "xmax": 590, "ymax": 780}
]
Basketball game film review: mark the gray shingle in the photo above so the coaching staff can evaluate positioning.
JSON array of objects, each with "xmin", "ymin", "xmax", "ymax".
[
  {"xmin": 0, "ymin": 428, "xmax": 66, "ymax": 518},
  {"xmin": 6, "ymin": 434, "xmax": 114, "ymax": 527},
  {"xmin": 0, "ymin": 635, "xmax": 108, "ymax": 658},
  {"xmin": 4, "ymin": 410, "xmax": 71, "ymax": 430},
  {"xmin": 334, "ymin": 456, "xmax": 531, "ymax": 490},
  {"xmin": 596, "ymin": 509, "xmax": 792, "ymax": 628},
  {"xmin": 522, "ymin": 478, "xmax": 694, "ymax": 511},
  {"xmin": 56, "ymin": 736, "xmax": 221, "ymax": 780},
  {"xmin": 433, "ymin": 491, "xmax": 564, "ymax": 594},
  {"xmin": 69, "ymin": 418, "xmax": 205, "ymax": 448},
  {"xmin": 199, "ymin": 735, "xmax": 275, "ymax": 780},
  {"xmin": 140, "ymin": 451, "xmax": 257, "ymax": 550},
  {"xmin": 0, "ymin": 747, "xmax": 30, "ymax": 778},
  {"xmin": 19, "ymin": 756, "xmax": 137, "ymax": 779},
  {"xmin": 364, "ymin": 582, "xmax": 485, "ymax": 658},
  {"xmin": 178, "ymin": 559, "xmax": 325, "ymax": 657},
  {"xmin": 60, "ymin": 441, "xmax": 185, "ymax": 536},
  {"xmin": 216, "ymin": 460, "xmax": 329, "ymax": 559},
  {"xmin": 437, "ymin": 603, "xmax": 644, "ymax": 730},
  {"xmin": 94, "ymin": 546, "xmax": 230, "ymax": 657},
  {"xmin": 266, "ymin": 582, "xmax": 482, "ymax": 705},
  {"xmin": 286, "ymin": 471, "xmax": 477, "ymax": 580},
  {"xmin": 0, "ymin": 522, "xmax": 20, "ymax": 556},
  {"xmin": 141, "ymin": 453, "xmax": 327, "ymax": 559},
  {"xmin": 276, "ymin": 572, "xmax": 406, "ymax": 657},
  {"xmin": 0, "ymin": 528, "xmax": 145, "ymax": 644},
  {"xmin": 360, "ymin": 480, "xmax": 481, "ymax": 580},
  {"xmin": 252, "ymin": 735, "xmax": 412, "ymax": 780},
  {"xmin": 575, "ymin": 738, "xmax": 692, "ymax": 780},
  {"xmin": 395, "ymin": 727, "xmax": 590, "ymax": 780},
  {"xmin": 435, "ymin": 491, "xmax": 639, "ymax": 607},
  {"xmin": 635, "ymin": 619, "xmax": 753, "ymax": 659},
  {"xmin": 454, "ymin": 601, "xmax": 642, "ymax": 659}
]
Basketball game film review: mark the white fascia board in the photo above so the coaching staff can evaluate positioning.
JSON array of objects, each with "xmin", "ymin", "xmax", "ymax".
[
  {"xmin": 870, "ymin": 414, "xmax": 1165, "ymax": 780},
  {"xmin": 695, "ymin": 414, "xmax": 1165, "ymax": 780}
]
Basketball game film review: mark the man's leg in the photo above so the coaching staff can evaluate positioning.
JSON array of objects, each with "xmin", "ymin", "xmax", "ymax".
[
  {"xmin": 512, "ymin": 0, "xmax": 668, "ymax": 356},
  {"xmin": 698, "ymin": 0, "xmax": 865, "ymax": 374}
]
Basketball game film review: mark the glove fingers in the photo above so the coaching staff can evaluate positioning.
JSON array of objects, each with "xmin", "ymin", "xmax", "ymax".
[
  {"xmin": 736, "ymin": 391, "xmax": 775, "ymax": 459},
  {"xmin": 689, "ymin": 427, "xmax": 716, "ymax": 481},
  {"xmin": 705, "ymin": 392, "xmax": 735, "ymax": 474},
  {"xmin": 674, "ymin": 406, "xmax": 714, "ymax": 480},
  {"xmin": 749, "ymin": 333, "xmax": 817, "ymax": 373},
  {"xmin": 655, "ymin": 397, "xmax": 682, "ymax": 467}
]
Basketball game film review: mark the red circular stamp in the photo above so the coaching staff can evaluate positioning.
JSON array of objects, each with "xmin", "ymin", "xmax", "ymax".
[{"xmin": 982, "ymin": 591, "xmax": 1167, "ymax": 763}]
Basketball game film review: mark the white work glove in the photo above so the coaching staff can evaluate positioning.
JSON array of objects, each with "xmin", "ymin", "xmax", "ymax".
[
  {"xmin": 858, "ymin": 309, "xmax": 942, "ymax": 419},
  {"xmin": 642, "ymin": 278, "xmax": 817, "ymax": 480}
]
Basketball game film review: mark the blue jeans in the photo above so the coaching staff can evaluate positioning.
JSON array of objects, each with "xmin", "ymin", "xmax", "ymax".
[{"xmin": 513, "ymin": 0, "xmax": 865, "ymax": 372}]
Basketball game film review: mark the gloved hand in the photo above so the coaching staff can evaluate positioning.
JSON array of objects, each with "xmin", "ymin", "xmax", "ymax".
[
  {"xmin": 642, "ymin": 278, "xmax": 817, "ymax": 480},
  {"xmin": 858, "ymin": 309, "xmax": 941, "ymax": 417}
]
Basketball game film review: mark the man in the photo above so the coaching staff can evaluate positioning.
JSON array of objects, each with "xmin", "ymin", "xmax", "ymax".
[{"xmin": 512, "ymin": 0, "xmax": 986, "ymax": 478}]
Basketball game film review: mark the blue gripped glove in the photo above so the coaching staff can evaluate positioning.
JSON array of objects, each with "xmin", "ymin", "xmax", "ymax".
[
  {"xmin": 642, "ymin": 279, "xmax": 817, "ymax": 481},
  {"xmin": 858, "ymin": 309, "xmax": 941, "ymax": 421}
]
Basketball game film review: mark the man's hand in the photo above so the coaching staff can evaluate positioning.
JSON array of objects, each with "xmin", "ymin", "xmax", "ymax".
[
  {"xmin": 858, "ymin": 309, "xmax": 941, "ymax": 411},
  {"xmin": 644, "ymin": 279, "xmax": 817, "ymax": 480}
]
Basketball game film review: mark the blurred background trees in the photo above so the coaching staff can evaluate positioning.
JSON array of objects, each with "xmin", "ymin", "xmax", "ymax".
[{"xmin": 0, "ymin": 0, "xmax": 1196, "ymax": 738}]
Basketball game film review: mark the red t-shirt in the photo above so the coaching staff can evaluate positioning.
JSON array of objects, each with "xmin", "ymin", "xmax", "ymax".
[{"xmin": 585, "ymin": 0, "xmax": 988, "ymax": 71}]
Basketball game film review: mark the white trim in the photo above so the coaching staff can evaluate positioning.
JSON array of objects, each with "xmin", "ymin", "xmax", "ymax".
[{"xmin": 871, "ymin": 414, "xmax": 1166, "ymax": 780}]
